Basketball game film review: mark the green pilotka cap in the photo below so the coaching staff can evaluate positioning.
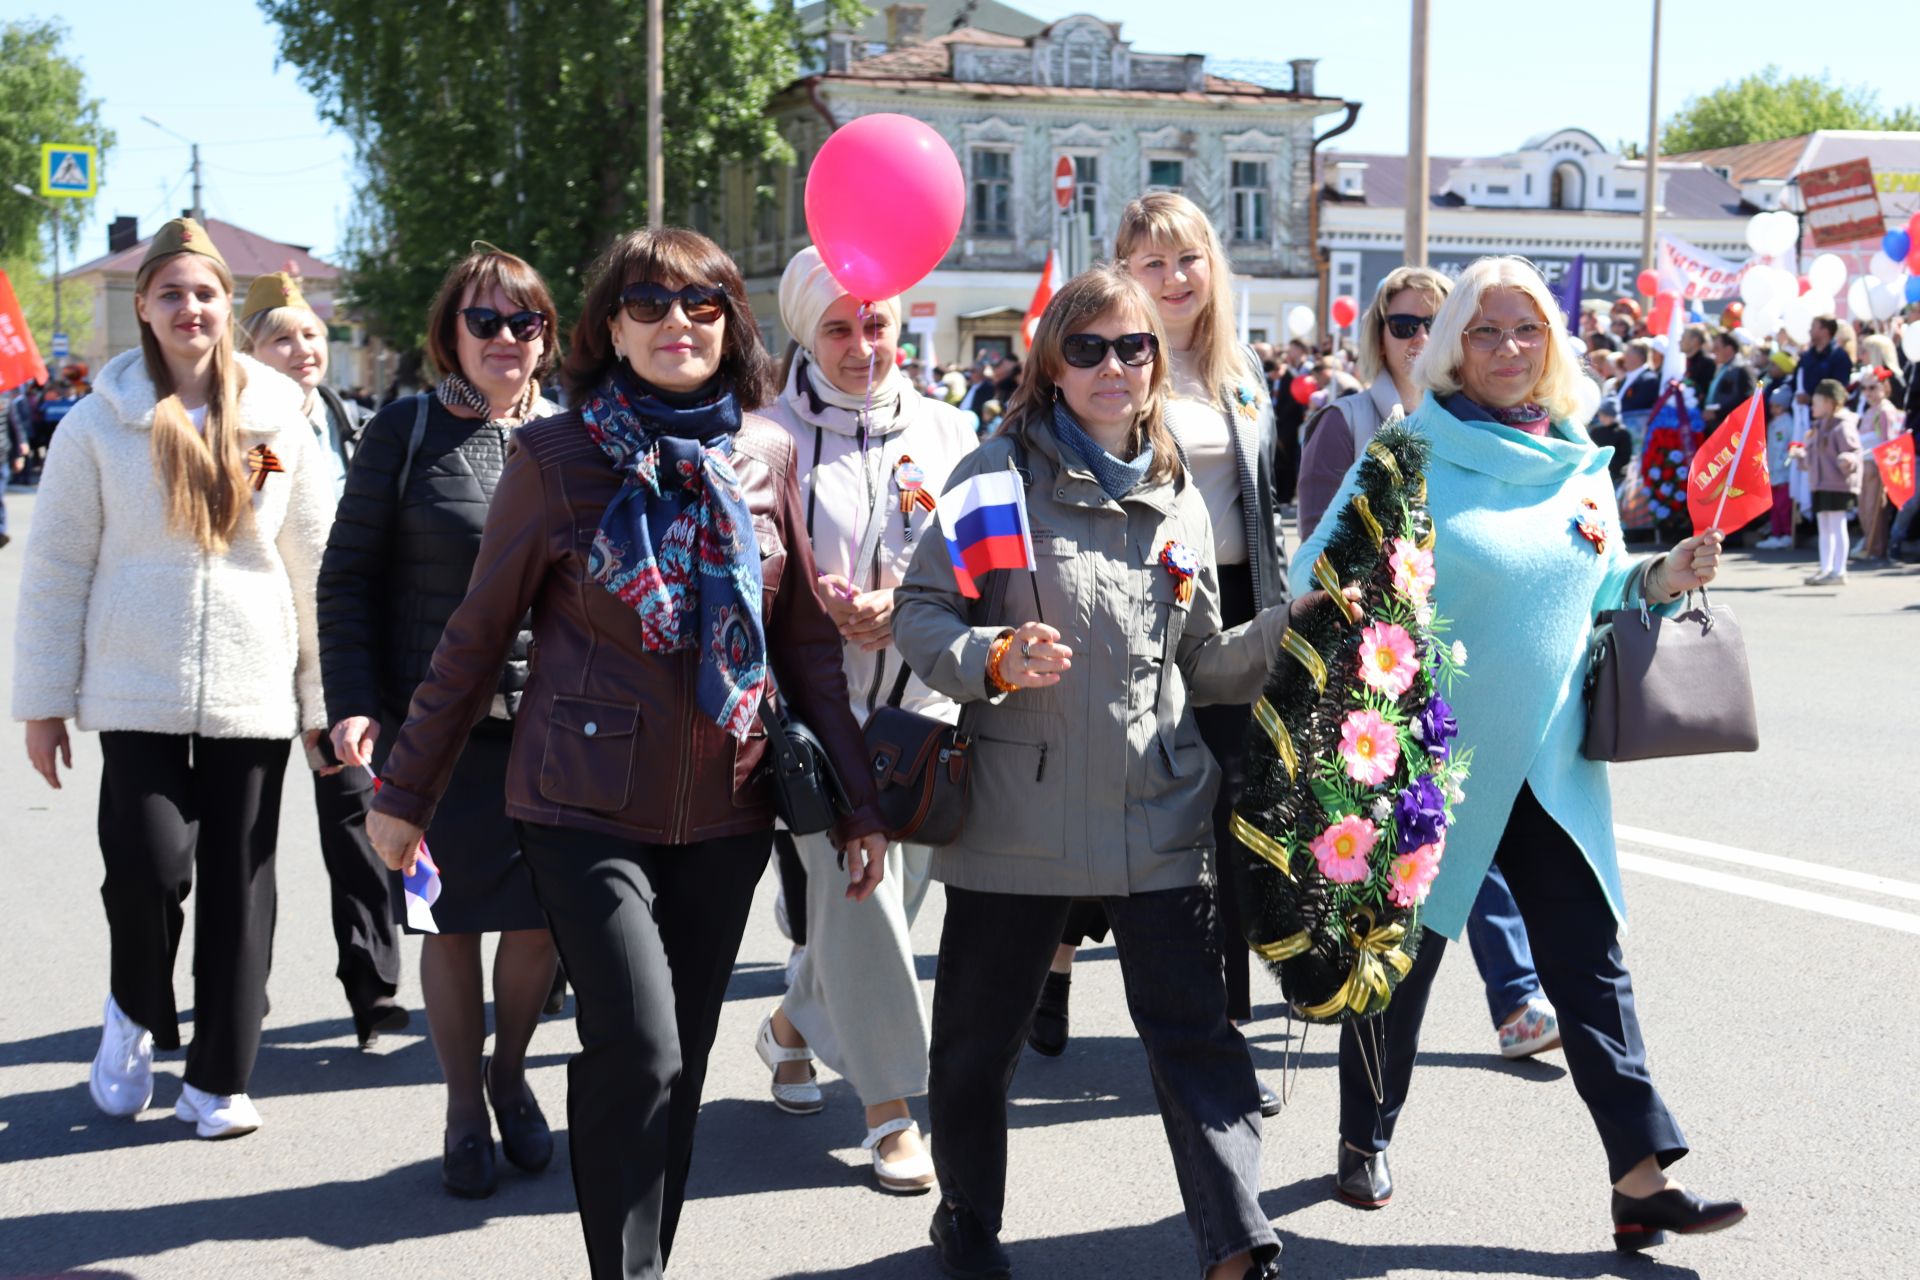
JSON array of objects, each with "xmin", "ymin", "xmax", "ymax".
[
  {"xmin": 240, "ymin": 271, "xmax": 312, "ymax": 324},
  {"xmin": 138, "ymin": 217, "xmax": 228, "ymax": 274}
]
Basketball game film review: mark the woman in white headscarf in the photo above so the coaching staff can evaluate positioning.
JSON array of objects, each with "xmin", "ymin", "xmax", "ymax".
[{"xmin": 749, "ymin": 246, "xmax": 977, "ymax": 1194}]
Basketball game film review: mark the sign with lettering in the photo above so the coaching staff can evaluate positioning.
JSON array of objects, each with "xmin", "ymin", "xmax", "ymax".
[{"xmin": 1799, "ymin": 158, "xmax": 1883, "ymax": 248}]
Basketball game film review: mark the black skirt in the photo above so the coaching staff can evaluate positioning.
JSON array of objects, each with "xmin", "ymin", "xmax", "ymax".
[
  {"xmin": 1812, "ymin": 490, "xmax": 1853, "ymax": 514},
  {"xmin": 380, "ymin": 718, "xmax": 546, "ymax": 936}
]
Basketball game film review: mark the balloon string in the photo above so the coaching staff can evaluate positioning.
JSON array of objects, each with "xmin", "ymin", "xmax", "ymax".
[{"xmin": 857, "ymin": 301, "xmax": 878, "ymax": 583}]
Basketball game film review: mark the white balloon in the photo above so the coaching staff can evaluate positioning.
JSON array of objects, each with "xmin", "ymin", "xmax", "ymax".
[
  {"xmin": 1783, "ymin": 294, "xmax": 1817, "ymax": 344},
  {"xmin": 1904, "ymin": 323, "xmax": 1920, "ymax": 363},
  {"xmin": 1847, "ymin": 278, "xmax": 1873, "ymax": 320},
  {"xmin": 1870, "ymin": 250, "xmax": 1903, "ymax": 281},
  {"xmin": 1739, "ymin": 268, "xmax": 1778, "ymax": 308},
  {"xmin": 1872, "ymin": 279, "xmax": 1906, "ymax": 321},
  {"xmin": 1808, "ymin": 253, "xmax": 1847, "ymax": 297},
  {"xmin": 1767, "ymin": 210, "xmax": 1802, "ymax": 256},
  {"xmin": 1286, "ymin": 305, "xmax": 1315, "ymax": 339},
  {"xmin": 1745, "ymin": 306, "xmax": 1783, "ymax": 338},
  {"xmin": 1745, "ymin": 212, "xmax": 1776, "ymax": 257}
]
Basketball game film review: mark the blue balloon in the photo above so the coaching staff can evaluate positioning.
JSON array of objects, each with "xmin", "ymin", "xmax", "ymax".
[
  {"xmin": 1886, "ymin": 229, "xmax": 1912, "ymax": 262},
  {"xmin": 1906, "ymin": 275, "xmax": 1920, "ymax": 305}
]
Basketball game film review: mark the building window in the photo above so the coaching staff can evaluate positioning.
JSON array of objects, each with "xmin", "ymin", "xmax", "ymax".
[
  {"xmin": 789, "ymin": 153, "xmax": 810, "ymax": 238},
  {"xmin": 1524, "ymin": 174, "xmax": 1533, "ymax": 196},
  {"xmin": 1597, "ymin": 176, "xmax": 1607, "ymax": 198},
  {"xmin": 971, "ymin": 148, "xmax": 1014, "ymax": 237},
  {"xmin": 1230, "ymin": 160, "xmax": 1269, "ymax": 243},
  {"xmin": 1616, "ymin": 186, "xmax": 1638, "ymax": 200},
  {"xmin": 1487, "ymin": 183, "xmax": 1510, "ymax": 195},
  {"xmin": 1148, "ymin": 157, "xmax": 1185, "ymax": 193},
  {"xmin": 1072, "ymin": 155, "xmax": 1101, "ymax": 232},
  {"xmin": 754, "ymin": 161, "xmax": 779, "ymax": 244}
]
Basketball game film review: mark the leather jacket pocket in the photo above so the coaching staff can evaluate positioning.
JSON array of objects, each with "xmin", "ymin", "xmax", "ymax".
[
  {"xmin": 537, "ymin": 695, "xmax": 641, "ymax": 813},
  {"xmin": 731, "ymin": 714, "xmax": 772, "ymax": 808},
  {"xmin": 754, "ymin": 515, "xmax": 786, "ymax": 594}
]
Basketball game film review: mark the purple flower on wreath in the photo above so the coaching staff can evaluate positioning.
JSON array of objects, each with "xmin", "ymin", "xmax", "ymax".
[
  {"xmin": 1412, "ymin": 694, "xmax": 1457, "ymax": 760},
  {"xmin": 1394, "ymin": 775, "xmax": 1449, "ymax": 852}
]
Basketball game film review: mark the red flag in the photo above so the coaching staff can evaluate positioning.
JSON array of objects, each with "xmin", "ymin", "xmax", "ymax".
[
  {"xmin": 1875, "ymin": 434, "xmax": 1916, "ymax": 511},
  {"xmin": 0, "ymin": 270, "xmax": 49, "ymax": 393},
  {"xmin": 1687, "ymin": 390, "xmax": 1772, "ymax": 534},
  {"xmin": 1020, "ymin": 249, "xmax": 1062, "ymax": 351}
]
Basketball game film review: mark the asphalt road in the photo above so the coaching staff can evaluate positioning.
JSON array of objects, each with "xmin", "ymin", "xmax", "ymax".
[{"xmin": 1, "ymin": 484, "xmax": 1914, "ymax": 1280}]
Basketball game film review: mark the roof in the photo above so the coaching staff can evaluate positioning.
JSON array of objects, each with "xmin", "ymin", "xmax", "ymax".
[
  {"xmin": 840, "ymin": 26, "xmax": 1024, "ymax": 78},
  {"xmin": 798, "ymin": 0, "xmax": 1047, "ymax": 42},
  {"xmin": 1665, "ymin": 135, "xmax": 1811, "ymax": 184},
  {"xmin": 1317, "ymin": 151, "xmax": 1745, "ymax": 219},
  {"xmin": 68, "ymin": 217, "xmax": 339, "ymax": 282}
]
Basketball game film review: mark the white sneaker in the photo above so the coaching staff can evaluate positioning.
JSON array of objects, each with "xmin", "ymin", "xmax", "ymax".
[
  {"xmin": 864, "ymin": 1117, "xmax": 936, "ymax": 1194},
  {"xmin": 1754, "ymin": 535, "xmax": 1791, "ymax": 550},
  {"xmin": 174, "ymin": 1083, "xmax": 262, "ymax": 1139},
  {"xmin": 90, "ymin": 995, "xmax": 154, "ymax": 1117}
]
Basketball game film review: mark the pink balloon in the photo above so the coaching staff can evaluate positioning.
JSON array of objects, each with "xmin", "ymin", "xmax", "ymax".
[
  {"xmin": 806, "ymin": 114, "xmax": 965, "ymax": 301},
  {"xmin": 1330, "ymin": 296, "xmax": 1358, "ymax": 328}
]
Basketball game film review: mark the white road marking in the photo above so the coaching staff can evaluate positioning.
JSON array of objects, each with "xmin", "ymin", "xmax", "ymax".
[
  {"xmin": 1616, "ymin": 850, "xmax": 1920, "ymax": 936},
  {"xmin": 1615, "ymin": 824, "xmax": 1920, "ymax": 904}
]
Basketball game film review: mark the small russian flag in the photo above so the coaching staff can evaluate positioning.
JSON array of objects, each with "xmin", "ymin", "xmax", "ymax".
[
  {"xmin": 936, "ymin": 457, "xmax": 1035, "ymax": 599},
  {"xmin": 365, "ymin": 767, "xmax": 441, "ymax": 934}
]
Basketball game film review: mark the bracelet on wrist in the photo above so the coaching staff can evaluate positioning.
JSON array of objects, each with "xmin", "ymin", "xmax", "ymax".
[{"xmin": 987, "ymin": 630, "xmax": 1020, "ymax": 694}]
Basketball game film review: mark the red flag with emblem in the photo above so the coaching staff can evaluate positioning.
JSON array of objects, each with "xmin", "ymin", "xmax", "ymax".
[
  {"xmin": 0, "ymin": 270, "xmax": 48, "ymax": 392},
  {"xmin": 1687, "ymin": 390, "xmax": 1772, "ymax": 534},
  {"xmin": 1875, "ymin": 433, "xmax": 1916, "ymax": 511},
  {"xmin": 1021, "ymin": 249, "xmax": 1062, "ymax": 351}
]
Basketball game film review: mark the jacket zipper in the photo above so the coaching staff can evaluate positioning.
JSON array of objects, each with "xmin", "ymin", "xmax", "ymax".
[{"xmin": 975, "ymin": 733, "xmax": 1048, "ymax": 782}]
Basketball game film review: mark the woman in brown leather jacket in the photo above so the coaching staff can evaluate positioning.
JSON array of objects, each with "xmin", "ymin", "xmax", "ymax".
[{"xmin": 365, "ymin": 227, "xmax": 886, "ymax": 1280}]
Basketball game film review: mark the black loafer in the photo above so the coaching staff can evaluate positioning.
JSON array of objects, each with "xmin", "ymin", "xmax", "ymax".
[
  {"xmin": 1027, "ymin": 970, "xmax": 1070, "ymax": 1057},
  {"xmin": 929, "ymin": 1200, "xmax": 1012, "ymax": 1278},
  {"xmin": 442, "ymin": 1131, "xmax": 497, "ymax": 1198},
  {"xmin": 484, "ymin": 1055, "xmax": 553, "ymax": 1173},
  {"xmin": 1611, "ymin": 1187, "xmax": 1747, "ymax": 1252},
  {"xmin": 1335, "ymin": 1142, "xmax": 1392, "ymax": 1208},
  {"xmin": 349, "ymin": 995, "xmax": 409, "ymax": 1049},
  {"xmin": 1257, "ymin": 1081, "xmax": 1282, "ymax": 1118}
]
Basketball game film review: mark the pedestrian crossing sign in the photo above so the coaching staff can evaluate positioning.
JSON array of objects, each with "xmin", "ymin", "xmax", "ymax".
[{"xmin": 40, "ymin": 144, "xmax": 98, "ymax": 198}]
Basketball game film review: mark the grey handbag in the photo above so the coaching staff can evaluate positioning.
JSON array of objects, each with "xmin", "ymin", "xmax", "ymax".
[{"xmin": 1583, "ymin": 584, "xmax": 1759, "ymax": 762}]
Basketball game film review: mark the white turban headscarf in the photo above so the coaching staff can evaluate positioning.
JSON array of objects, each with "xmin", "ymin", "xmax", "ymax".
[{"xmin": 777, "ymin": 246, "xmax": 907, "ymax": 425}]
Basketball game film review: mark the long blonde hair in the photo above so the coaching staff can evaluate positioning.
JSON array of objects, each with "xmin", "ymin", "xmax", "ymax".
[
  {"xmin": 1114, "ymin": 192, "xmax": 1246, "ymax": 405},
  {"xmin": 136, "ymin": 252, "xmax": 251, "ymax": 552},
  {"xmin": 1356, "ymin": 265, "xmax": 1451, "ymax": 383},
  {"xmin": 1414, "ymin": 256, "xmax": 1590, "ymax": 424},
  {"xmin": 1001, "ymin": 264, "xmax": 1181, "ymax": 488}
]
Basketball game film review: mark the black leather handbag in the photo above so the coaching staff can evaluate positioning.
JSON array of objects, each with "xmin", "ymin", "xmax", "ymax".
[
  {"xmin": 759, "ymin": 691, "xmax": 850, "ymax": 837},
  {"xmin": 863, "ymin": 666, "xmax": 972, "ymax": 845}
]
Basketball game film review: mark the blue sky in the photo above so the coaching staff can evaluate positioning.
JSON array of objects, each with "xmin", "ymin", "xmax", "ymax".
[{"xmin": 23, "ymin": 0, "xmax": 1920, "ymax": 267}]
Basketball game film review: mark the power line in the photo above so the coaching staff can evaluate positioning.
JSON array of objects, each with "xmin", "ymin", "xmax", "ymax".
[{"xmin": 208, "ymin": 158, "xmax": 344, "ymax": 178}]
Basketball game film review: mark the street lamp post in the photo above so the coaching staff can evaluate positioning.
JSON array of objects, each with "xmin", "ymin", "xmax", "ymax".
[{"xmin": 8, "ymin": 184, "xmax": 61, "ymax": 339}]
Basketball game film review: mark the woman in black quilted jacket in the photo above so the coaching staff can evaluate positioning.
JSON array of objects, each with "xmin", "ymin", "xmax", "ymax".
[{"xmin": 317, "ymin": 246, "xmax": 562, "ymax": 1199}]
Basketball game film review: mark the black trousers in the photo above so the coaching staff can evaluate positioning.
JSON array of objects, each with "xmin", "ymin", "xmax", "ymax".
[
  {"xmin": 310, "ymin": 765, "xmax": 400, "ymax": 1000},
  {"xmin": 933, "ymin": 884, "xmax": 1278, "ymax": 1272},
  {"xmin": 518, "ymin": 822, "xmax": 771, "ymax": 1280},
  {"xmin": 97, "ymin": 731, "xmax": 290, "ymax": 1095},
  {"xmin": 1339, "ymin": 785, "xmax": 1689, "ymax": 1183}
]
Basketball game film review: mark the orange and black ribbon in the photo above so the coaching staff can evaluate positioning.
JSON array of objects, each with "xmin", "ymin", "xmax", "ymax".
[{"xmin": 246, "ymin": 444, "xmax": 284, "ymax": 491}]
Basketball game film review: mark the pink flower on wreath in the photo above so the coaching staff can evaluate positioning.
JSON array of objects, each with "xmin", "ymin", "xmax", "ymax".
[
  {"xmin": 1338, "ymin": 708, "xmax": 1402, "ymax": 786},
  {"xmin": 1386, "ymin": 839, "xmax": 1444, "ymax": 907},
  {"xmin": 1358, "ymin": 621, "xmax": 1420, "ymax": 698},
  {"xmin": 1311, "ymin": 815, "xmax": 1379, "ymax": 884},
  {"xmin": 1388, "ymin": 537, "xmax": 1435, "ymax": 604}
]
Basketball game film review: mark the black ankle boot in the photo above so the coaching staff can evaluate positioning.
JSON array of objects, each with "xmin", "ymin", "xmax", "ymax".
[
  {"xmin": 1610, "ymin": 1187, "xmax": 1746, "ymax": 1252},
  {"xmin": 929, "ymin": 1200, "xmax": 1011, "ymax": 1278},
  {"xmin": 1335, "ymin": 1142, "xmax": 1392, "ymax": 1208},
  {"xmin": 1028, "ymin": 970, "xmax": 1070, "ymax": 1057}
]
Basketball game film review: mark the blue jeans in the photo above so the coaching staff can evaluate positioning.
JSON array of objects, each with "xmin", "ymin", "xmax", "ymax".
[{"xmin": 1465, "ymin": 863, "xmax": 1541, "ymax": 1027}]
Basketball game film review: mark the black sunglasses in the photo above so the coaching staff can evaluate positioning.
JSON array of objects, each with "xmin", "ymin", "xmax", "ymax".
[
  {"xmin": 1384, "ymin": 313, "xmax": 1434, "ymax": 340},
  {"xmin": 616, "ymin": 282, "xmax": 726, "ymax": 325},
  {"xmin": 460, "ymin": 307, "xmax": 547, "ymax": 343},
  {"xmin": 1061, "ymin": 331, "xmax": 1158, "ymax": 369}
]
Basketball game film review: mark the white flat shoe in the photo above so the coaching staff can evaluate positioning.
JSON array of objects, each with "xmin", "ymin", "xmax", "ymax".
[
  {"xmin": 174, "ymin": 1083, "xmax": 261, "ymax": 1139},
  {"xmin": 90, "ymin": 995, "xmax": 153, "ymax": 1118},
  {"xmin": 864, "ymin": 1116, "xmax": 935, "ymax": 1194},
  {"xmin": 754, "ymin": 1012, "xmax": 822, "ymax": 1115}
]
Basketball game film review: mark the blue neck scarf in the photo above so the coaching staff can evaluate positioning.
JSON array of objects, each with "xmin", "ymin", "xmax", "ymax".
[
  {"xmin": 1050, "ymin": 400, "xmax": 1153, "ymax": 500},
  {"xmin": 579, "ymin": 368, "xmax": 767, "ymax": 740}
]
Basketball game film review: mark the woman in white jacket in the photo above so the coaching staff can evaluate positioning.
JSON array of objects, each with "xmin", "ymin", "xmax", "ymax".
[
  {"xmin": 13, "ymin": 219, "xmax": 332, "ymax": 1140},
  {"xmin": 749, "ymin": 247, "xmax": 976, "ymax": 1193}
]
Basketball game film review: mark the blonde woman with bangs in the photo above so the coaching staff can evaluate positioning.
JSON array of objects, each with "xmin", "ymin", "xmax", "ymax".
[
  {"xmin": 14, "ymin": 219, "xmax": 334, "ymax": 1140},
  {"xmin": 1294, "ymin": 257, "xmax": 1746, "ymax": 1253},
  {"xmin": 895, "ymin": 264, "xmax": 1340, "ymax": 1280},
  {"xmin": 1021, "ymin": 194, "xmax": 1294, "ymax": 1092}
]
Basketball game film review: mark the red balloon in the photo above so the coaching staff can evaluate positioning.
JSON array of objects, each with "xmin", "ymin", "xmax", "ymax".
[
  {"xmin": 1907, "ymin": 243, "xmax": 1920, "ymax": 274},
  {"xmin": 1649, "ymin": 291, "xmax": 1676, "ymax": 334},
  {"xmin": 1635, "ymin": 269, "xmax": 1660, "ymax": 296},
  {"xmin": 1722, "ymin": 301, "xmax": 1744, "ymax": 326},
  {"xmin": 1797, "ymin": 276, "xmax": 1812, "ymax": 295},
  {"xmin": 1908, "ymin": 210, "xmax": 1920, "ymax": 240},
  {"xmin": 1330, "ymin": 296, "xmax": 1358, "ymax": 328},
  {"xmin": 1289, "ymin": 375, "xmax": 1318, "ymax": 405}
]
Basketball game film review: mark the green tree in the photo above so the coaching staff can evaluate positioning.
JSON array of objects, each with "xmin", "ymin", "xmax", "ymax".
[
  {"xmin": 0, "ymin": 19, "xmax": 114, "ymax": 259},
  {"xmin": 2, "ymin": 250, "xmax": 92, "ymax": 358},
  {"xmin": 259, "ymin": 0, "xmax": 858, "ymax": 354},
  {"xmin": 1660, "ymin": 66, "xmax": 1918, "ymax": 154}
]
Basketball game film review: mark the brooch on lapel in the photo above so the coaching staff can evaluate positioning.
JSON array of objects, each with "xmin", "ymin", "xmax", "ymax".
[
  {"xmin": 1159, "ymin": 540, "xmax": 1199, "ymax": 603},
  {"xmin": 246, "ymin": 444, "xmax": 284, "ymax": 491},
  {"xmin": 895, "ymin": 456, "xmax": 936, "ymax": 515},
  {"xmin": 1235, "ymin": 382, "xmax": 1261, "ymax": 421},
  {"xmin": 1573, "ymin": 497, "xmax": 1608, "ymax": 554}
]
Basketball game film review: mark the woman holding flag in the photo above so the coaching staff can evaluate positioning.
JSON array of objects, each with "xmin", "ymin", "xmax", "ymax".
[
  {"xmin": 1294, "ymin": 256, "xmax": 1745, "ymax": 1253},
  {"xmin": 894, "ymin": 265, "xmax": 1330, "ymax": 1280}
]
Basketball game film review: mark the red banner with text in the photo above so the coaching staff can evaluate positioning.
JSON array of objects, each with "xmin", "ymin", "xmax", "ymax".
[{"xmin": 0, "ymin": 270, "xmax": 49, "ymax": 392}]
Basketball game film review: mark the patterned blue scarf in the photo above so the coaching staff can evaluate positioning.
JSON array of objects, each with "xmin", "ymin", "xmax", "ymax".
[
  {"xmin": 579, "ymin": 370, "xmax": 766, "ymax": 740},
  {"xmin": 1050, "ymin": 400, "xmax": 1153, "ymax": 500}
]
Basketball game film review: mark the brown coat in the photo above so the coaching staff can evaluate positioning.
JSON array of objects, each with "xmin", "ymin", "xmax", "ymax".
[{"xmin": 369, "ymin": 410, "xmax": 883, "ymax": 848}]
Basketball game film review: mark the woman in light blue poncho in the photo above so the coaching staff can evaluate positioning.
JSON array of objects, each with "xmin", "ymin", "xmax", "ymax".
[{"xmin": 1304, "ymin": 257, "xmax": 1748, "ymax": 1255}]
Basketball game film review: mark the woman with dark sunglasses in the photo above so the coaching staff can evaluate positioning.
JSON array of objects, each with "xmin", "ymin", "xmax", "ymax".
[
  {"xmin": 363, "ymin": 227, "xmax": 885, "ymax": 1278},
  {"xmin": 894, "ymin": 266, "xmax": 1339, "ymax": 1280},
  {"xmin": 317, "ymin": 245, "xmax": 562, "ymax": 1199}
]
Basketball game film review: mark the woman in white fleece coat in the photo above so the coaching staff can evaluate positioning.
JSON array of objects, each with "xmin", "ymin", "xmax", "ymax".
[
  {"xmin": 12, "ymin": 219, "xmax": 331, "ymax": 1140},
  {"xmin": 748, "ymin": 247, "xmax": 976, "ymax": 1195}
]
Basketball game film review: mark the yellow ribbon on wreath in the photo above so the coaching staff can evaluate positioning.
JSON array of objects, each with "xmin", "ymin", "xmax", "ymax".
[{"xmin": 1301, "ymin": 911, "xmax": 1415, "ymax": 1020}]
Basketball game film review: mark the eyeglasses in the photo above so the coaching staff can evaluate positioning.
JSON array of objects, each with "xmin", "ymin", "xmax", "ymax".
[
  {"xmin": 459, "ymin": 307, "xmax": 547, "ymax": 342},
  {"xmin": 1061, "ymin": 331, "xmax": 1158, "ymax": 369},
  {"xmin": 1464, "ymin": 321, "xmax": 1552, "ymax": 352},
  {"xmin": 1384, "ymin": 313, "xmax": 1434, "ymax": 340},
  {"xmin": 616, "ymin": 282, "xmax": 726, "ymax": 326}
]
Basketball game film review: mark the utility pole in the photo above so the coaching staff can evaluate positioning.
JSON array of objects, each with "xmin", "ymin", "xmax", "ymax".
[
  {"xmin": 1404, "ymin": 0, "xmax": 1430, "ymax": 267},
  {"xmin": 1640, "ymin": 0, "xmax": 1662, "ymax": 275},
  {"xmin": 647, "ymin": 0, "xmax": 664, "ymax": 228},
  {"xmin": 142, "ymin": 116, "xmax": 204, "ymax": 223}
]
